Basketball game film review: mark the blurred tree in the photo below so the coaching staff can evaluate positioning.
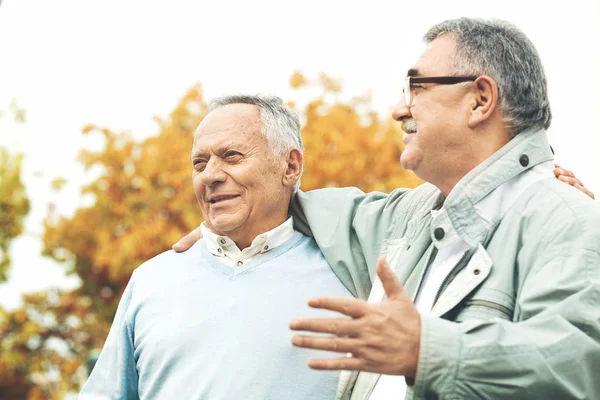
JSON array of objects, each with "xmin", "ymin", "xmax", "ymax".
[
  {"xmin": 1, "ymin": 85, "xmax": 208, "ymax": 398},
  {"xmin": 0, "ymin": 290, "xmax": 106, "ymax": 399},
  {"xmin": 0, "ymin": 99, "xmax": 27, "ymax": 124},
  {"xmin": 0, "ymin": 149, "xmax": 31, "ymax": 281},
  {"xmin": 0, "ymin": 75, "xmax": 421, "ymax": 398},
  {"xmin": 0, "ymin": 99, "xmax": 30, "ymax": 281},
  {"xmin": 295, "ymin": 72, "xmax": 422, "ymax": 192}
]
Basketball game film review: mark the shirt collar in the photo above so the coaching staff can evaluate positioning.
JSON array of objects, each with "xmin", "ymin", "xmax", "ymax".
[{"xmin": 201, "ymin": 217, "xmax": 295, "ymax": 259}]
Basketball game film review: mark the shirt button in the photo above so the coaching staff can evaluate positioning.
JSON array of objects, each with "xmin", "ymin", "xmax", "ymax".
[
  {"xmin": 434, "ymin": 227, "xmax": 445, "ymax": 240},
  {"xmin": 237, "ymin": 261, "xmax": 243, "ymax": 266},
  {"xmin": 220, "ymin": 238, "xmax": 227, "ymax": 245},
  {"xmin": 519, "ymin": 154, "xmax": 529, "ymax": 167},
  {"xmin": 263, "ymin": 245, "xmax": 269, "ymax": 251},
  {"xmin": 217, "ymin": 248, "xmax": 222, "ymax": 253}
]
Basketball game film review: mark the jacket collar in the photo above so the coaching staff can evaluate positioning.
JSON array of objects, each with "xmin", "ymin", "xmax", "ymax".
[{"xmin": 443, "ymin": 128, "xmax": 554, "ymax": 248}]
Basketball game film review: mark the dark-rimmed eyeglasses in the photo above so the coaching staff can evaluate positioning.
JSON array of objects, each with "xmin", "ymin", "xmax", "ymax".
[{"xmin": 403, "ymin": 76, "xmax": 478, "ymax": 106}]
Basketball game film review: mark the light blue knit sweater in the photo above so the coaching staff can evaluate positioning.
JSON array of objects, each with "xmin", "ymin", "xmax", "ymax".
[{"xmin": 80, "ymin": 231, "xmax": 353, "ymax": 400}]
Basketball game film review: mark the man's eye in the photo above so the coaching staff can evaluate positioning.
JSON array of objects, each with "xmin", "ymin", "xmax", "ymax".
[
  {"xmin": 225, "ymin": 151, "xmax": 241, "ymax": 159},
  {"xmin": 193, "ymin": 160, "xmax": 207, "ymax": 171},
  {"xmin": 411, "ymin": 84, "xmax": 425, "ymax": 90}
]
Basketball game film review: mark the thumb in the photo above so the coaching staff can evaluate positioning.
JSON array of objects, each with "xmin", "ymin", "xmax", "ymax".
[
  {"xmin": 172, "ymin": 226, "xmax": 203, "ymax": 252},
  {"xmin": 376, "ymin": 256, "xmax": 405, "ymax": 300}
]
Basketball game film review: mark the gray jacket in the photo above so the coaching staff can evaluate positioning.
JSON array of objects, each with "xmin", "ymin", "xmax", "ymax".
[{"xmin": 291, "ymin": 129, "xmax": 600, "ymax": 399}]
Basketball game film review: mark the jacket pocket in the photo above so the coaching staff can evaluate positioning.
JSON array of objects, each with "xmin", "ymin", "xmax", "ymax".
[{"xmin": 455, "ymin": 298, "xmax": 514, "ymax": 321}]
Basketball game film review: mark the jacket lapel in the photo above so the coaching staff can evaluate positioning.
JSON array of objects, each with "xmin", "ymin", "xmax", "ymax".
[{"xmin": 430, "ymin": 244, "xmax": 492, "ymax": 317}]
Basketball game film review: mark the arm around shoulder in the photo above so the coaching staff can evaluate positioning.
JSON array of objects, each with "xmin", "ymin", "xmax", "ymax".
[{"xmin": 290, "ymin": 186, "xmax": 412, "ymax": 299}]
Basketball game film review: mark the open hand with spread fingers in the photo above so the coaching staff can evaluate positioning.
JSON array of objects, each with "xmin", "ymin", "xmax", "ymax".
[{"xmin": 290, "ymin": 257, "xmax": 421, "ymax": 378}]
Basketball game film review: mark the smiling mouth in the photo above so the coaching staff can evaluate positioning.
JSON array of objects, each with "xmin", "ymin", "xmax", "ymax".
[{"xmin": 209, "ymin": 195, "xmax": 240, "ymax": 204}]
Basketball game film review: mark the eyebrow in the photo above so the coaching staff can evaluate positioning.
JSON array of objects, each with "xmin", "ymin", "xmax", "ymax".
[
  {"xmin": 407, "ymin": 69, "xmax": 420, "ymax": 77},
  {"xmin": 190, "ymin": 151, "xmax": 206, "ymax": 160},
  {"xmin": 191, "ymin": 142, "xmax": 243, "ymax": 160}
]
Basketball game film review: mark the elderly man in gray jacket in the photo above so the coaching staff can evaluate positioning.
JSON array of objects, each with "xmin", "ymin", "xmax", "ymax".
[
  {"xmin": 175, "ymin": 18, "xmax": 600, "ymax": 400},
  {"xmin": 285, "ymin": 18, "xmax": 600, "ymax": 399}
]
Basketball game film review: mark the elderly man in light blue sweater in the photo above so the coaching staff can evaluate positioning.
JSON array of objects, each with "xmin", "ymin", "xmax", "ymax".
[{"xmin": 79, "ymin": 95, "xmax": 352, "ymax": 399}]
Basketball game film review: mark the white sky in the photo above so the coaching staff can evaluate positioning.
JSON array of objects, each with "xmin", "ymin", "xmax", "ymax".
[{"xmin": 0, "ymin": 0, "xmax": 599, "ymax": 310}]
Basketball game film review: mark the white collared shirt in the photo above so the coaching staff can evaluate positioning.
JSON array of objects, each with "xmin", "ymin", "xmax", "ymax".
[
  {"xmin": 369, "ymin": 160, "xmax": 555, "ymax": 400},
  {"xmin": 200, "ymin": 217, "xmax": 295, "ymax": 267}
]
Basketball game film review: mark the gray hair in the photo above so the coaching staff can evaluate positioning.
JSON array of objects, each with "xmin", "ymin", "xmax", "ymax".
[
  {"xmin": 207, "ymin": 94, "xmax": 303, "ymax": 191},
  {"xmin": 424, "ymin": 18, "xmax": 552, "ymax": 136}
]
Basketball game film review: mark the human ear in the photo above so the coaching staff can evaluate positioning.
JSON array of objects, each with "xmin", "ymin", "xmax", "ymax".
[
  {"xmin": 282, "ymin": 148, "xmax": 303, "ymax": 187},
  {"xmin": 468, "ymin": 75, "xmax": 499, "ymax": 128}
]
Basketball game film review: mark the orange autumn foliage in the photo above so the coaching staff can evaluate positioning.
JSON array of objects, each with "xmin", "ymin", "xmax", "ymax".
[{"xmin": 0, "ymin": 149, "xmax": 31, "ymax": 281}]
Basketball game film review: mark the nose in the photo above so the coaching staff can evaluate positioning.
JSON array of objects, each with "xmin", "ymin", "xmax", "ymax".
[
  {"xmin": 391, "ymin": 96, "xmax": 411, "ymax": 121},
  {"xmin": 201, "ymin": 158, "xmax": 227, "ymax": 187}
]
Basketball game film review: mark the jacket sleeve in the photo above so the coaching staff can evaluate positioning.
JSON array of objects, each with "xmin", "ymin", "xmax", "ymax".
[
  {"xmin": 411, "ymin": 209, "xmax": 600, "ymax": 399},
  {"xmin": 79, "ymin": 273, "xmax": 139, "ymax": 400},
  {"xmin": 290, "ymin": 187, "xmax": 411, "ymax": 300}
]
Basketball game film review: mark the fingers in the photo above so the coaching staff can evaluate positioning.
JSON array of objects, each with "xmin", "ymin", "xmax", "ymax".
[
  {"xmin": 554, "ymin": 165, "xmax": 594, "ymax": 199},
  {"xmin": 307, "ymin": 356, "xmax": 364, "ymax": 371},
  {"xmin": 306, "ymin": 297, "xmax": 368, "ymax": 318},
  {"xmin": 553, "ymin": 167, "xmax": 561, "ymax": 178},
  {"xmin": 558, "ymin": 175, "xmax": 583, "ymax": 187},
  {"xmin": 575, "ymin": 183, "xmax": 595, "ymax": 200},
  {"xmin": 290, "ymin": 317, "xmax": 360, "ymax": 336},
  {"xmin": 291, "ymin": 335, "xmax": 358, "ymax": 353},
  {"xmin": 553, "ymin": 164, "xmax": 563, "ymax": 178},
  {"xmin": 376, "ymin": 256, "xmax": 405, "ymax": 300},
  {"xmin": 556, "ymin": 175, "xmax": 595, "ymax": 199},
  {"xmin": 555, "ymin": 167, "xmax": 575, "ymax": 178},
  {"xmin": 172, "ymin": 226, "xmax": 203, "ymax": 252}
]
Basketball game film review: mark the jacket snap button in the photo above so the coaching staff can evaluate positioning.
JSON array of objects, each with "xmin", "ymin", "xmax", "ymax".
[
  {"xmin": 519, "ymin": 154, "xmax": 529, "ymax": 167},
  {"xmin": 434, "ymin": 227, "xmax": 445, "ymax": 240},
  {"xmin": 473, "ymin": 268, "xmax": 481, "ymax": 275}
]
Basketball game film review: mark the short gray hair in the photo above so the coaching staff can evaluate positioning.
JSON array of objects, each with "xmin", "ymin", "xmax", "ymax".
[
  {"xmin": 207, "ymin": 94, "xmax": 303, "ymax": 191},
  {"xmin": 424, "ymin": 18, "xmax": 552, "ymax": 137}
]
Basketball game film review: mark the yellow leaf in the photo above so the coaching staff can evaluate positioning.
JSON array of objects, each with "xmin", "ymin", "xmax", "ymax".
[{"xmin": 50, "ymin": 177, "xmax": 67, "ymax": 191}]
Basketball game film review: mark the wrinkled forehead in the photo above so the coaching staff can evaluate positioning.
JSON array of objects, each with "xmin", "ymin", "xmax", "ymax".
[
  {"xmin": 194, "ymin": 103, "xmax": 261, "ymax": 138},
  {"xmin": 409, "ymin": 34, "xmax": 457, "ymax": 77},
  {"xmin": 191, "ymin": 104, "xmax": 267, "ymax": 156}
]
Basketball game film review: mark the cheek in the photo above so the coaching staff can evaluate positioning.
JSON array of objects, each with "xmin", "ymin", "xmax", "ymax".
[{"xmin": 192, "ymin": 176, "xmax": 206, "ymax": 200}]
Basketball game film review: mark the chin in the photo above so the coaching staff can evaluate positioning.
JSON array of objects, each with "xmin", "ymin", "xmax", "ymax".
[
  {"xmin": 210, "ymin": 218, "xmax": 240, "ymax": 234},
  {"xmin": 400, "ymin": 158, "xmax": 416, "ymax": 171},
  {"xmin": 400, "ymin": 151, "xmax": 423, "ymax": 172}
]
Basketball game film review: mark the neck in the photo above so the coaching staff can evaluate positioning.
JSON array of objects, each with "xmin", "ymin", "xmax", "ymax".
[{"xmin": 432, "ymin": 128, "xmax": 512, "ymax": 196}]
